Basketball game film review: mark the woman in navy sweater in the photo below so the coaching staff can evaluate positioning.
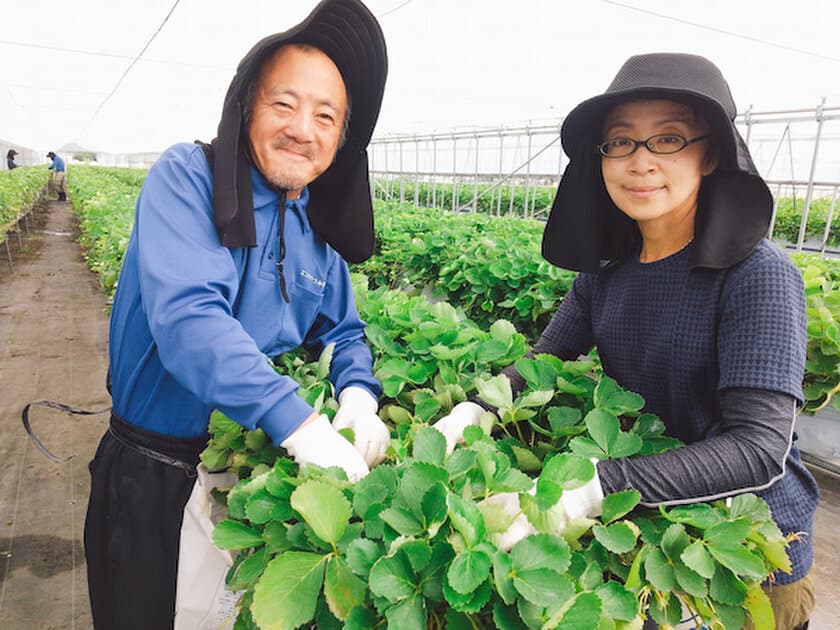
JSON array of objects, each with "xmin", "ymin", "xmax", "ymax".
[{"xmin": 434, "ymin": 53, "xmax": 817, "ymax": 629}]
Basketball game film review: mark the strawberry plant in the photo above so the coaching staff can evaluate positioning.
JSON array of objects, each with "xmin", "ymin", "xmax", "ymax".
[{"xmin": 205, "ymin": 347, "xmax": 792, "ymax": 629}]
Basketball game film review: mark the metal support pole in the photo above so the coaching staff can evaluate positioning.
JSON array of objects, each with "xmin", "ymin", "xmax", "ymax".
[
  {"xmin": 452, "ymin": 135, "xmax": 458, "ymax": 213},
  {"xmin": 399, "ymin": 141, "xmax": 405, "ymax": 203},
  {"xmin": 473, "ymin": 132, "xmax": 479, "ymax": 212},
  {"xmin": 797, "ymin": 98, "xmax": 826, "ymax": 251},
  {"xmin": 524, "ymin": 126, "xmax": 532, "ymax": 218},
  {"xmin": 432, "ymin": 139, "xmax": 438, "ymax": 208},
  {"xmin": 744, "ymin": 105, "xmax": 753, "ymax": 146},
  {"xmin": 414, "ymin": 136, "xmax": 420, "ymax": 207},
  {"xmin": 497, "ymin": 132, "xmax": 504, "ymax": 216},
  {"xmin": 768, "ymin": 183, "xmax": 783, "ymax": 239},
  {"xmin": 820, "ymin": 185, "xmax": 839, "ymax": 255}
]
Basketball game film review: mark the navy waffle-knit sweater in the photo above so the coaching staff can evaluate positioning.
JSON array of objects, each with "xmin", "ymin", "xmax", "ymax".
[{"xmin": 509, "ymin": 239, "xmax": 818, "ymax": 584}]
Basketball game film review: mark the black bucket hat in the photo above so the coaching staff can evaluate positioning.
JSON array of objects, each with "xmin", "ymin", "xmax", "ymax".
[
  {"xmin": 542, "ymin": 52, "xmax": 772, "ymax": 273},
  {"xmin": 211, "ymin": 0, "xmax": 387, "ymax": 263}
]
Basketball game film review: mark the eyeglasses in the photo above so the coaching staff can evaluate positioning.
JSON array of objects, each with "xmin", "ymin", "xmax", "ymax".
[{"xmin": 597, "ymin": 133, "xmax": 711, "ymax": 158}]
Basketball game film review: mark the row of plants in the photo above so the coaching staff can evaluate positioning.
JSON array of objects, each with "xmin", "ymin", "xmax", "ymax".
[
  {"xmin": 356, "ymin": 201, "xmax": 576, "ymax": 340},
  {"xmin": 772, "ymin": 196, "xmax": 840, "ymax": 248},
  {"xmin": 0, "ymin": 166, "xmax": 50, "ymax": 244},
  {"xmin": 65, "ymin": 166, "xmax": 140, "ymax": 299},
  {"xmin": 64, "ymin": 168, "xmax": 838, "ymax": 413},
  {"xmin": 373, "ymin": 179, "xmax": 557, "ymax": 219},
  {"xmin": 374, "ymin": 178, "xmax": 840, "ymax": 247}
]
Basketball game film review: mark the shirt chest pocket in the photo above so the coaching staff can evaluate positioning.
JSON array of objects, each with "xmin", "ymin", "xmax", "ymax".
[{"xmin": 282, "ymin": 274, "xmax": 326, "ymax": 343}]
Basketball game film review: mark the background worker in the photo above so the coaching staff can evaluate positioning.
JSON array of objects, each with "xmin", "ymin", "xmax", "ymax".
[{"xmin": 46, "ymin": 150, "xmax": 66, "ymax": 200}]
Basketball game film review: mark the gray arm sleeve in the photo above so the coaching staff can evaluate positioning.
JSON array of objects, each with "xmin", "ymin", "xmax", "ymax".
[{"xmin": 597, "ymin": 388, "xmax": 798, "ymax": 507}]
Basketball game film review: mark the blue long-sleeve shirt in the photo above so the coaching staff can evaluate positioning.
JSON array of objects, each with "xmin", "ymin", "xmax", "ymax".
[
  {"xmin": 108, "ymin": 142, "xmax": 381, "ymax": 445},
  {"xmin": 48, "ymin": 155, "xmax": 65, "ymax": 171}
]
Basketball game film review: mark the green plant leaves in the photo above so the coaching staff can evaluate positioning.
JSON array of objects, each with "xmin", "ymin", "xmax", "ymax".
[
  {"xmin": 290, "ymin": 480, "xmax": 352, "ymax": 546},
  {"xmin": 252, "ymin": 551, "xmax": 327, "ymax": 630},
  {"xmin": 323, "ymin": 556, "xmax": 366, "ymax": 621},
  {"xmin": 535, "ymin": 453, "xmax": 594, "ymax": 510},
  {"xmin": 212, "ymin": 520, "xmax": 265, "ymax": 550}
]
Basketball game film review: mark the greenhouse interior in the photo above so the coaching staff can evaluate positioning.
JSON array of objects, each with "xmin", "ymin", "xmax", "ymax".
[{"xmin": 1, "ymin": 1, "xmax": 839, "ymax": 629}]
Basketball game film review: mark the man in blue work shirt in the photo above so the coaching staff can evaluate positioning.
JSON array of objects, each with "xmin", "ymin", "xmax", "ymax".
[
  {"xmin": 83, "ymin": 1, "xmax": 389, "ymax": 627},
  {"xmin": 46, "ymin": 150, "xmax": 66, "ymax": 200}
]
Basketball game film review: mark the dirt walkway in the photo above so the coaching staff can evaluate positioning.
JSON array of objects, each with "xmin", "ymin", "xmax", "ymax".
[{"xmin": 0, "ymin": 198, "xmax": 109, "ymax": 629}]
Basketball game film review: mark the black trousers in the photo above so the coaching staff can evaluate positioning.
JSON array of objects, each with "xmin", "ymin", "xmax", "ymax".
[{"xmin": 84, "ymin": 414, "xmax": 206, "ymax": 630}]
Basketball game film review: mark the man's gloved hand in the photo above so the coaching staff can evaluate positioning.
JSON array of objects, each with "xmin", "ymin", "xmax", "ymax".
[
  {"xmin": 332, "ymin": 386, "xmax": 390, "ymax": 467},
  {"xmin": 281, "ymin": 414, "xmax": 370, "ymax": 482},
  {"xmin": 431, "ymin": 401, "xmax": 485, "ymax": 454},
  {"xmin": 485, "ymin": 462, "xmax": 605, "ymax": 551}
]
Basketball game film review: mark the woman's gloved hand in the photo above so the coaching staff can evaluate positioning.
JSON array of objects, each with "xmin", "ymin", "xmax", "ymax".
[
  {"xmin": 484, "ymin": 462, "xmax": 605, "ymax": 551},
  {"xmin": 431, "ymin": 401, "xmax": 485, "ymax": 454},
  {"xmin": 281, "ymin": 414, "xmax": 370, "ymax": 482},
  {"xmin": 332, "ymin": 386, "xmax": 390, "ymax": 467}
]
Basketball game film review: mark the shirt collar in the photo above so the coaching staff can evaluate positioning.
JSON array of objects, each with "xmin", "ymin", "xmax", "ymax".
[{"xmin": 250, "ymin": 166, "xmax": 311, "ymax": 233}]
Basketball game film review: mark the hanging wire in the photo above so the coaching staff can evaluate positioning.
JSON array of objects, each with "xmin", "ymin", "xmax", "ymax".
[{"xmin": 89, "ymin": 0, "xmax": 183, "ymax": 122}]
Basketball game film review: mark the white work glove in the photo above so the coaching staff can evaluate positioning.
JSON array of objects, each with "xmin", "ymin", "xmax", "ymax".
[
  {"xmin": 431, "ymin": 401, "xmax": 485, "ymax": 454},
  {"xmin": 332, "ymin": 386, "xmax": 390, "ymax": 467},
  {"xmin": 484, "ymin": 463, "xmax": 605, "ymax": 551},
  {"xmin": 281, "ymin": 414, "xmax": 369, "ymax": 482}
]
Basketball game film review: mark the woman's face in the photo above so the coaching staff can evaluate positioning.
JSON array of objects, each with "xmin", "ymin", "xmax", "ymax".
[{"xmin": 600, "ymin": 99, "xmax": 717, "ymax": 230}]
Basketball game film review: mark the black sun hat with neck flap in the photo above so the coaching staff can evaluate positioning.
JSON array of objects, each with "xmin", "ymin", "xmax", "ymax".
[
  {"xmin": 210, "ymin": 0, "xmax": 387, "ymax": 263},
  {"xmin": 542, "ymin": 52, "xmax": 773, "ymax": 273}
]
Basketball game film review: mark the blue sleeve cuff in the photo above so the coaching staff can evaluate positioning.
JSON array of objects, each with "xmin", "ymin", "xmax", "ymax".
[{"xmin": 257, "ymin": 396, "xmax": 316, "ymax": 446}]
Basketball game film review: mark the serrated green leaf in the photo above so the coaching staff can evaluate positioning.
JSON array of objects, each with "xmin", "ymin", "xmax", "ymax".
[
  {"xmin": 601, "ymin": 490, "xmax": 641, "ymax": 524},
  {"xmin": 704, "ymin": 518, "xmax": 752, "ymax": 545},
  {"xmin": 681, "ymin": 539, "xmax": 715, "ymax": 579},
  {"xmin": 399, "ymin": 539, "xmax": 433, "ymax": 573},
  {"xmin": 744, "ymin": 581, "xmax": 775, "ymax": 630},
  {"xmin": 290, "ymin": 480, "xmax": 352, "ymax": 546},
  {"xmin": 447, "ymin": 492, "xmax": 486, "ymax": 547},
  {"xmin": 381, "ymin": 506, "xmax": 425, "ymax": 536},
  {"xmin": 212, "ymin": 519, "xmax": 265, "ymax": 550},
  {"xmin": 493, "ymin": 551, "xmax": 518, "ymax": 605},
  {"xmin": 384, "ymin": 593, "xmax": 426, "ymax": 630},
  {"xmin": 228, "ymin": 547, "xmax": 270, "ymax": 590},
  {"xmin": 709, "ymin": 564, "xmax": 748, "ymax": 605},
  {"xmin": 594, "ymin": 581, "xmax": 637, "ymax": 621},
  {"xmin": 476, "ymin": 374, "xmax": 514, "ymax": 409},
  {"xmin": 252, "ymin": 551, "xmax": 327, "ymax": 630},
  {"xmin": 592, "ymin": 522, "xmax": 639, "ymax": 554},
  {"xmin": 593, "ymin": 377, "xmax": 645, "ymax": 415},
  {"xmin": 536, "ymin": 453, "xmax": 595, "ymax": 511},
  {"xmin": 511, "ymin": 445, "xmax": 543, "ymax": 472},
  {"xmin": 510, "ymin": 533, "xmax": 571, "ymax": 574},
  {"xmin": 323, "ymin": 556, "xmax": 366, "ymax": 621},
  {"xmin": 660, "ymin": 523, "xmax": 690, "ymax": 562},
  {"xmin": 345, "ymin": 538, "xmax": 381, "ymax": 578},
  {"xmin": 518, "ymin": 390, "xmax": 555, "ymax": 408},
  {"xmin": 447, "ymin": 548, "xmax": 493, "ymax": 594},
  {"xmin": 442, "ymin": 576, "xmax": 492, "ymax": 613},
  {"xmin": 343, "ymin": 605, "xmax": 378, "ymax": 630},
  {"xmin": 369, "ymin": 552, "xmax": 417, "ymax": 602},
  {"xmin": 412, "ymin": 426, "xmax": 447, "ymax": 465},
  {"xmin": 661, "ymin": 503, "xmax": 724, "ymax": 529},
  {"xmin": 673, "ymin": 560, "xmax": 707, "ymax": 598},
  {"xmin": 643, "ymin": 547, "xmax": 675, "ymax": 592},
  {"xmin": 542, "ymin": 591, "xmax": 603, "ymax": 630},
  {"xmin": 493, "ymin": 601, "xmax": 528, "ymax": 630},
  {"xmin": 706, "ymin": 542, "xmax": 767, "ymax": 581}
]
